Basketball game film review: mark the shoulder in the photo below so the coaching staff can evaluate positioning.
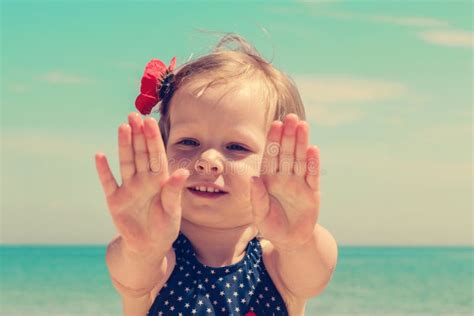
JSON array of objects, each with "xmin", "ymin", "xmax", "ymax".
[{"xmin": 258, "ymin": 237, "xmax": 308, "ymax": 316}]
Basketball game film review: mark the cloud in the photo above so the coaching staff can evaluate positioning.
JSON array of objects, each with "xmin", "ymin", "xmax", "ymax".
[
  {"xmin": 5, "ymin": 84, "xmax": 29, "ymax": 93},
  {"xmin": 304, "ymin": 9, "xmax": 474, "ymax": 49},
  {"xmin": 294, "ymin": 75, "xmax": 407, "ymax": 103},
  {"xmin": 36, "ymin": 71, "xmax": 94, "ymax": 85},
  {"xmin": 293, "ymin": 75, "xmax": 408, "ymax": 126},
  {"xmin": 325, "ymin": 142, "xmax": 472, "ymax": 185},
  {"xmin": 369, "ymin": 15, "xmax": 450, "ymax": 27},
  {"xmin": 5, "ymin": 70, "xmax": 93, "ymax": 94},
  {"xmin": 305, "ymin": 105, "xmax": 364, "ymax": 126},
  {"xmin": 310, "ymin": 9, "xmax": 451, "ymax": 28},
  {"xmin": 1, "ymin": 128, "xmax": 114, "ymax": 162},
  {"xmin": 415, "ymin": 122, "xmax": 472, "ymax": 147},
  {"xmin": 417, "ymin": 30, "xmax": 474, "ymax": 48}
]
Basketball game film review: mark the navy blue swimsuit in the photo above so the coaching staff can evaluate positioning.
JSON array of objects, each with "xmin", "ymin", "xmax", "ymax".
[{"xmin": 147, "ymin": 232, "xmax": 288, "ymax": 316}]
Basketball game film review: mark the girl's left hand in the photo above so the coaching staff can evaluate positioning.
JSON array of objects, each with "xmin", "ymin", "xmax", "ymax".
[{"xmin": 250, "ymin": 114, "xmax": 320, "ymax": 251}]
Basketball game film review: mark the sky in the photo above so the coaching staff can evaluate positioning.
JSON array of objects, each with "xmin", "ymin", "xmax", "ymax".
[{"xmin": 1, "ymin": 0, "xmax": 472, "ymax": 246}]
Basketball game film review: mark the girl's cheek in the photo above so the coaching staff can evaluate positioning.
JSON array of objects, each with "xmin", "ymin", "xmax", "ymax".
[
  {"xmin": 167, "ymin": 151, "xmax": 195, "ymax": 171},
  {"xmin": 227, "ymin": 158, "xmax": 260, "ymax": 177}
]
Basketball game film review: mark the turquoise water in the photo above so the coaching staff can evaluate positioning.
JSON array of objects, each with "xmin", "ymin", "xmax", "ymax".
[{"xmin": 1, "ymin": 246, "xmax": 472, "ymax": 315}]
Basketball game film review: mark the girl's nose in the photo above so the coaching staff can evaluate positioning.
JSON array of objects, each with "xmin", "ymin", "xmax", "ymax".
[{"xmin": 194, "ymin": 152, "xmax": 223, "ymax": 174}]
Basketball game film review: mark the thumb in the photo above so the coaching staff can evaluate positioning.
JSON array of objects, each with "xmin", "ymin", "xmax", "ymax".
[
  {"xmin": 250, "ymin": 176, "xmax": 270, "ymax": 226},
  {"xmin": 160, "ymin": 169, "xmax": 190, "ymax": 217}
]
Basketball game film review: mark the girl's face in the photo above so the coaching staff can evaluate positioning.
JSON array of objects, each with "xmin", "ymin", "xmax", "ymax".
[{"xmin": 166, "ymin": 79, "xmax": 271, "ymax": 229}]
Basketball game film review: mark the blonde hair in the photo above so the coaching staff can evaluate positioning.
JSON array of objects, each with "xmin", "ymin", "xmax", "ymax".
[{"xmin": 157, "ymin": 33, "xmax": 305, "ymax": 146}]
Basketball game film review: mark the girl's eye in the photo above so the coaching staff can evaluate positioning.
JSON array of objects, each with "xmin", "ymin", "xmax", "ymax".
[
  {"xmin": 177, "ymin": 139, "xmax": 248, "ymax": 151},
  {"xmin": 227, "ymin": 144, "xmax": 248, "ymax": 152},
  {"xmin": 177, "ymin": 139, "xmax": 199, "ymax": 146}
]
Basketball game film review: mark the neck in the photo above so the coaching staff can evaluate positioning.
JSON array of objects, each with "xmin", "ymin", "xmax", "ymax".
[{"xmin": 180, "ymin": 219, "xmax": 258, "ymax": 267}]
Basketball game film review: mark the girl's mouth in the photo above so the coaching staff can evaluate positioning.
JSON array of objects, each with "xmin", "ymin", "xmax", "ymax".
[{"xmin": 187, "ymin": 188, "xmax": 228, "ymax": 199}]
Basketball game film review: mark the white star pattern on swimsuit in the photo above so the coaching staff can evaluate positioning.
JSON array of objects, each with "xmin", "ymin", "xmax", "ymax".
[{"xmin": 147, "ymin": 232, "xmax": 288, "ymax": 316}]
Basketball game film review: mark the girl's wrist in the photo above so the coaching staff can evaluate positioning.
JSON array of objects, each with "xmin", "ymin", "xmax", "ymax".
[
  {"xmin": 119, "ymin": 236, "xmax": 168, "ymax": 264},
  {"xmin": 272, "ymin": 231, "xmax": 318, "ymax": 254}
]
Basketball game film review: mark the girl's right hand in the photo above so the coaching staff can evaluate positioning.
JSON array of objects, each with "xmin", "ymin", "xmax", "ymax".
[{"xmin": 95, "ymin": 112, "xmax": 189, "ymax": 258}]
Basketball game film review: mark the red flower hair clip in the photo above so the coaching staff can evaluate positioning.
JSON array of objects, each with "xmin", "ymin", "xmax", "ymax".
[{"xmin": 134, "ymin": 57, "xmax": 176, "ymax": 115}]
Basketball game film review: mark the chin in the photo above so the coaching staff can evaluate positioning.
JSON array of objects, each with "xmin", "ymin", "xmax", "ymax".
[{"xmin": 181, "ymin": 208, "xmax": 253, "ymax": 228}]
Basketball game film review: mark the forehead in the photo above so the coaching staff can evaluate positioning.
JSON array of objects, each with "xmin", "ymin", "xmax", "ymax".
[{"xmin": 169, "ymin": 79, "xmax": 271, "ymax": 134}]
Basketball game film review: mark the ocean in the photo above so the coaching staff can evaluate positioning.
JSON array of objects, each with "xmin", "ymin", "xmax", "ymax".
[{"xmin": 1, "ymin": 246, "xmax": 472, "ymax": 315}]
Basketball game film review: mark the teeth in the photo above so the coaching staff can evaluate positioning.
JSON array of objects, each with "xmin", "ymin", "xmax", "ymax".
[{"xmin": 193, "ymin": 186, "xmax": 221, "ymax": 193}]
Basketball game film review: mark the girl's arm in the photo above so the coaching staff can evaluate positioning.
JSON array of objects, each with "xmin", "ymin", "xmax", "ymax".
[
  {"xmin": 105, "ymin": 235, "xmax": 176, "ymax": 298},
  {"xmin": 120, "ymin": 294, "xmax": 151, "ymax": 316},
  {"xmin": 95, "ymin": 113, "xmax": 188, "ymax": 314},
  {"xmin": 118, "ymin": 283, "xmax": 166, "ymax": 316},
  {"xmin": 106, "ymin": 235, "xmax": 177, "ymax": 316},
  {"xmin": 269, "ymin": 224, "xmax": 338, "ymax": 298},
  {"xmin": 250, "ymin": 114, "xmax": 338, "ymax": 299}
]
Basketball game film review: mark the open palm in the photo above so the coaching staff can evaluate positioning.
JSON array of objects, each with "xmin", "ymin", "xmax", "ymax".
[
  {"xmin": 250, "ymin": 114, "xmax": 321, "ymax": 251},
  {"xmin": 95, "ymin": 112, "xmax": 189, "ymax": 255}
]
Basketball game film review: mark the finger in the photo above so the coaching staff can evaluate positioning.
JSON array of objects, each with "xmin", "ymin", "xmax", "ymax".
[
  {"xmin": 305, "ymin": 146, "xmax": 320, "ymax": 191},
  {"xmin": 95, "ymin": 153, "xmax": 119, "ymax": 197},
  {"xmin": 293, "ymin": 121, "xmax": 308, "ymax": 177},
  {"xmin": 261, "ymin": 121, "xmax": 283, "ymax": 176},
  {"xmin": 128, "ymin": 112, "xmax": 148, "ymax": 173},
  {"xmin": 118, "ymin": 123, "xmax": 135, "ymax": 183},
  {"xmin": 279, "ymin": 114, "xmax": 298, "ymax": 174},
  {"xmin": 144, "ymin": 117, "xmax": 169, "ymax": 177},
  {"xmin": 160, "ymin": 169, "xmax": 190, "ymax": 218}
]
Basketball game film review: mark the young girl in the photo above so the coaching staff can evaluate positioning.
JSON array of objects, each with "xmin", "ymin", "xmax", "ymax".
[{"xmin": 95, "ymin": 34, "xmax": 338, "ymax": 316}]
